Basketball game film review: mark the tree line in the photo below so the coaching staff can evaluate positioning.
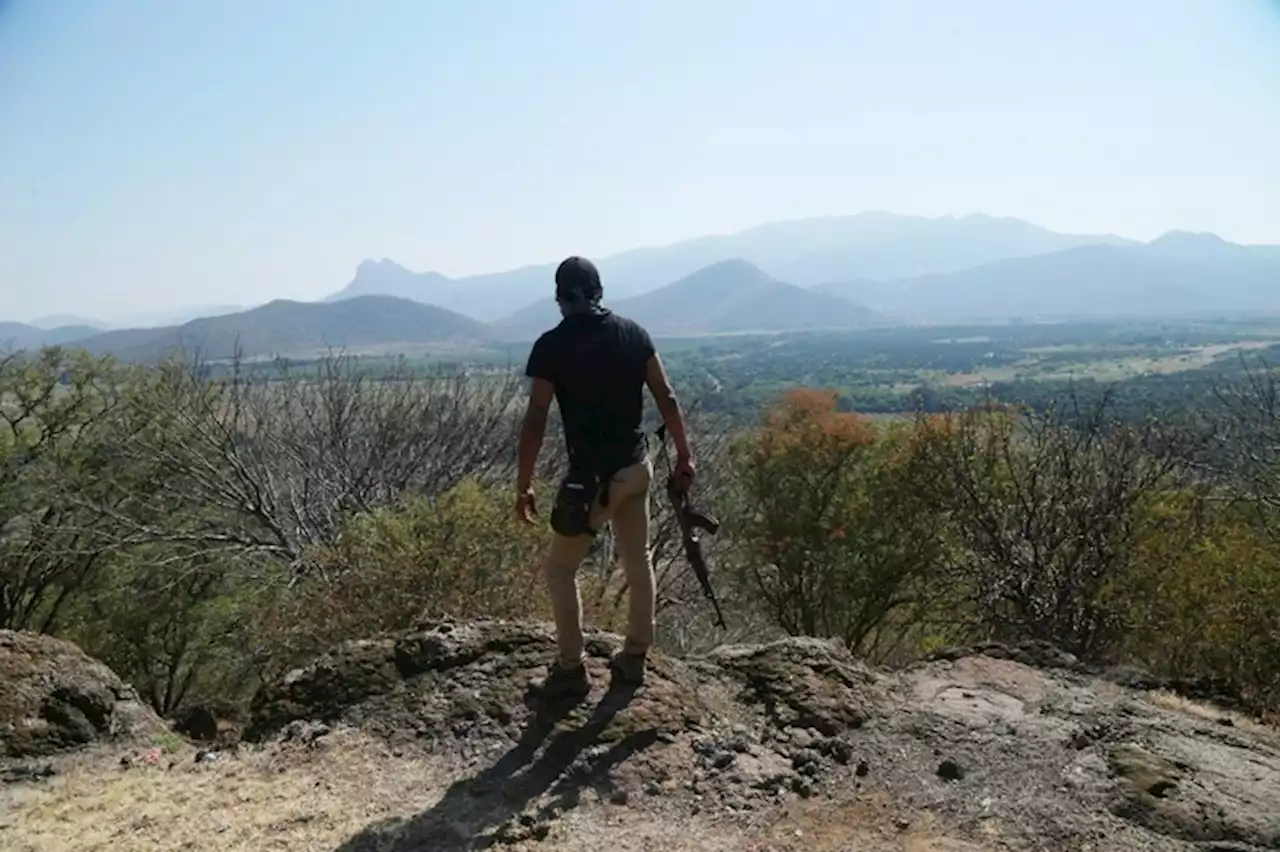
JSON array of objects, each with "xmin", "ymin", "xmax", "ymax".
[{"xmin": 2, "ymin": 344, "xmax": 1279, "ymax": 722}]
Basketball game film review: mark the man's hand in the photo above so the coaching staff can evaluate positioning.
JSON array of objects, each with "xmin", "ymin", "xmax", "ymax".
[
  {"xmin": 515, "ymin": 486, "xmax": 538, "ymax": 525},
  {"xmin": 672, "ymin": 454, "xmax": 697, "ymax": 493}
]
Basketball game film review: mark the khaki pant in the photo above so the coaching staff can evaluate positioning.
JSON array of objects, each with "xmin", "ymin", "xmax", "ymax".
[{"xmin": 544, "ymin": 457, "xmax": 655, "ymax": 667}]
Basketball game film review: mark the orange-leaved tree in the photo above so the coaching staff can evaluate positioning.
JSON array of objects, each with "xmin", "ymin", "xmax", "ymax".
[{"xmin": 726, "ymin": 389, "xmax": 953, "ymax": 658}]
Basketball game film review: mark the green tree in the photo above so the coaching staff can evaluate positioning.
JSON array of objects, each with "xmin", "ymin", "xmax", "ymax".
[{"xmin": 0, "ymin": 347, "xmax": 140, "ymax": 631}]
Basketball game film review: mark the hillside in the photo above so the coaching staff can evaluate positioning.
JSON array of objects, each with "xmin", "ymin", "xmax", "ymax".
[
  {"xmin": 25, "ymin": 314, "xmax": 107, "ymax": 332},
  {"xmin": 495, "ymin": 259, "xmax": 884, "ymax": 341},
  {"xmin": 614, "ymin": 259, "xmax": 884, "ymax": 335},
  {"xmin": 324, "ymin": 212, "xmax": 1133, "ymax": 321},
  {"xmin": 72, "ymin": 295, "xmax": 499, "ymax": 363},
  {"xmin": 0, "ymin": 321, "xmax": 100, "ymax": 352},
  {"xmin": 5, "ymin": 620, "xmax": 1280, "ymax": 851},
  {"xmin": 846, "ymin": 234, "xmax": 1280, "ymax": 322},
  {"xmin": 808, "ymin": 278, "xmax": 897, "ymax": 310}
]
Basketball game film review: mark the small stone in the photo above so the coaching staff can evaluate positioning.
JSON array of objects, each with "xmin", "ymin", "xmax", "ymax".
[
  {"xmin": 937, "ymin": 759, "xmax": 966, "ymax": 782},
  {"xmin": 856, "ymin": 760, "xmax": 870, "ymax": 777},
  {"xmin": 610, "ymin": 788, "xmax": 630, "ymax": 806}
]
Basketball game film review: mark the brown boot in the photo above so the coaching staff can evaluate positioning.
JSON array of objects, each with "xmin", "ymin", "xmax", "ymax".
[
  {"xmin": 609, "ymin": 649, "xmax": 647, "ymax": 685},
  {"xmin": 537, "ymin": 659, "xmax": 591, "ymax": 702}
]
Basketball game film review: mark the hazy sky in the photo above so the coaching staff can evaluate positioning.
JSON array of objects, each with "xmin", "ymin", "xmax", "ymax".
[{"xmin": 2, "ymin": 0, "xmax": 1279, "ymax": 322}]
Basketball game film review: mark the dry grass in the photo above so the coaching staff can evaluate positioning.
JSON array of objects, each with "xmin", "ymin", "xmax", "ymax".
[
  {"xmin": 1142, "ymin": 689, "xmax": 1279, "ymax": 739},
  {"xmin": 0, "ymin": 730, "xmax": 1007, "ymax": 852},
  {"xmin": 739, "ymin": 795, "xmax": 994, "ymax": 851},
  {"xmin": 0, "ymin": 729, "xmax": 460, "ymax": 852}
]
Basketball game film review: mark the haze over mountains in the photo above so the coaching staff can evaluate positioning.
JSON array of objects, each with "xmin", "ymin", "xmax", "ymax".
[
  {"xmin": 5, "ymin": 212, "xmax": 1280, "ymax": 363},
  {"xmin": 816, "ymin": 231, "xmax": 1280, "ymax": 323},
  {"xmin": 67, "ymin": 297, "xmax": 498, "ymax": 363},
  {"xmin": 493, "ymin": 259, "xmax": 887, "ymax": 341},
  {"xmin": 326, "ymin": 211, "xmax": 1137, "ymax": 322}
]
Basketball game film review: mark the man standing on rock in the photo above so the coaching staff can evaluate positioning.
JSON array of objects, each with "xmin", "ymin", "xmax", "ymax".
[{"xmin": 515, "ymin": 255, "xmax": 696, "ymax": 700}]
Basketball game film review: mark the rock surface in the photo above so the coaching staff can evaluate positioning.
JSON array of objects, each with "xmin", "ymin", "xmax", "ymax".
[
  {"xmin": 0, "ymin": 630, "xmax": 166, "ymax": 759},
  {"xmin": 244, "ymin": 618, "xmax": 1280, "ymax": 851}
]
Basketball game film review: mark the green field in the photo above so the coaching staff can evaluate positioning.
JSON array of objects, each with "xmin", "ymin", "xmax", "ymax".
[{"xmin": 217, "ymin": 315, "xmax": 1280, "ymax": 428}]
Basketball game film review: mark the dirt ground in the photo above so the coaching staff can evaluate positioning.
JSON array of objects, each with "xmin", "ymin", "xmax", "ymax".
[
  {"xmin": 0, "ymin": 730, "xmax": 996, "ymax": 852},
  {"xmin": 5, "ymin": 621, "xmax": 1280, "ymax": 851}
]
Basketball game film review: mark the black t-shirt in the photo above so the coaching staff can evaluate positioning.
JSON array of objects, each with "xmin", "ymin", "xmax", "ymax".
[{"xmin": 525, "ymin": 309, "xmax": 656, "ymax": 474}]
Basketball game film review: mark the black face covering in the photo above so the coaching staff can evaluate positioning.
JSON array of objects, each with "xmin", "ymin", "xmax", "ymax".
[{"xmin": 559, "ymin": 292, "xmax": 606, "ymax": 316}]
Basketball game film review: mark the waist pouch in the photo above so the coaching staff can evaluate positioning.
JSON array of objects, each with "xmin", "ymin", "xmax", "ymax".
[{"xmin": 550, "ymin": 469, "xmax": 606, "ymax": 537}]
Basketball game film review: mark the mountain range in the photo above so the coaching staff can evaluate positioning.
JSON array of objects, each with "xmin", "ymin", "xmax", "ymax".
[
  {"xmin": 0, "ymin": 322, "xmax": 105, "ymax": 352},
  {"xmin": 813, "ymin": 231, "xmax": 1280, "ymax": 322},
  {"xmin": 325, "ymin": 211, "xmax": 1137, "ymax": 322},
  {"xmin": 4, "ymin": 212, "xmax": 1280, "ymax": 363},
  {"xmin": 66, "ymin": 296, "xmax": 498, "ymax": 363},
  {"xmin": 492, "ymin": 259, "xmax": 886, "ymax": 341}
]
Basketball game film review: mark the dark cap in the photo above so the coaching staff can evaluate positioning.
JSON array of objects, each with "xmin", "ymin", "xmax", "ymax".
[{"xmin": 555, "ymin": 256, "xmax": 602, "ymax": 303}]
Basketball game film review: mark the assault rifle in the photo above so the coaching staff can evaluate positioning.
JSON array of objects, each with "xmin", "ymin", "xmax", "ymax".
[{"xmin": 654, "ymin": 423, "xmax": 727, "ymax": 630}]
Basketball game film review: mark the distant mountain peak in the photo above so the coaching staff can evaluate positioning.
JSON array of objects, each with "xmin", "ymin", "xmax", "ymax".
[
  {"xmin": 326, "ymin": 258, "xmax": 455, "ymax": 305},
  {"xmin": 354, "ymin": 258, "xmax": 416, "ymax": 278},
  {"xmin": 1150, "ymin": 230, "xmax": 1229, "ymax": 247},
  {"xmin": 695, "ymin": 257, "xmax": 771, "ymax": 276},
  {"xmin": 357, "ymin": 257, "xmax": 411, "ymax": 272},
  {"xmin": 678, "ymin": 258, "xmax": 775, "ymax": 286}
]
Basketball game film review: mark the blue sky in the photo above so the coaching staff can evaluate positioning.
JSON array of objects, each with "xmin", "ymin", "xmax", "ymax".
[{"xmin": 1, "ymin": 0, "xmax": 1278, "ymax": 322}]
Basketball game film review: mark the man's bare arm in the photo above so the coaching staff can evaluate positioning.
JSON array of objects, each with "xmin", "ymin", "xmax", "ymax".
[
  {"xmin": 517, "ymin": 377, "xmax": 554, "ymax": 492},
  {"xmin": 644, "ymin": 354, "xmax": 692, "ymax": 463}
]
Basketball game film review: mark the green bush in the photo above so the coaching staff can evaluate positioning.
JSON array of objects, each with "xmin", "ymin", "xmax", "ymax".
[
  {"xmin": 257, "ymin": 477, "xmax": 558, "ymax": 671},
  {"xmin": 60, "ymin": 549, "xmax": 280, "ymax": 716},
  {"xmin": 1115, "ymin": 491, "xmax": 1280, "ymax": 714}
]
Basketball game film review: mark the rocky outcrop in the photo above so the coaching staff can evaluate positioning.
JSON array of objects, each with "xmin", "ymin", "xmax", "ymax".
[
  {"xmin": 245, "ymin": 618, "xmax": 1280, "ymax": 851},
  {"xmin": 0, "ymin": 630, "xmax": 166, "ymax": 759}
]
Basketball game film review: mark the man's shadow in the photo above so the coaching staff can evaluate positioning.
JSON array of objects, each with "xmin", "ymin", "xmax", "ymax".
[{"xmin": 333, "ymin": 668, "xmax": 653, "ymax": 852}]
